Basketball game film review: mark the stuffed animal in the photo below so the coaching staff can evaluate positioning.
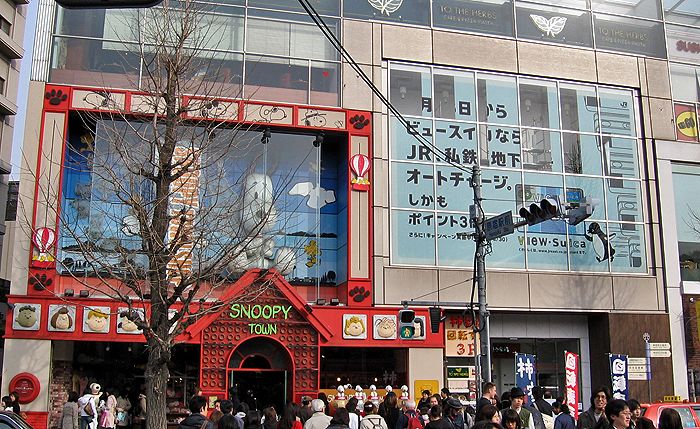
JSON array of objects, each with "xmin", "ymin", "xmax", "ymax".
[
  {"xmin": 336, "ymin": 385, "xmax": 346, "ymax": 400},
  {"xmin": 226, "ymin": 174, "xmax": 296, "ymax": 275},
  {"xmin": 400, "ymin": 385, "xmax": 409, "ymax": 401},
  {"xmin": 354, "ymin": 385, "xmax": 366, "ymax": 402},
  {"xmin": 369, "ymin": 385, "xmax": 379, "ymax": 404}
]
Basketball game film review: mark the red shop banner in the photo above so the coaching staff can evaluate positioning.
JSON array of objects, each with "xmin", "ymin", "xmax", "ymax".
[{"xmin": 564, "ymin": 351, "xmax": 579, "ymax": 420}]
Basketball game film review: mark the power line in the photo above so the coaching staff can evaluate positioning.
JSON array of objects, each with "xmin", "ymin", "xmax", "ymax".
[{"xmin": 296, "ymin": 0, "xmax": 475, "ymax": 176}]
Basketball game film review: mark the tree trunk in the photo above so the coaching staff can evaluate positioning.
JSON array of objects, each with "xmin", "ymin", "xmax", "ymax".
[{"xmin": 145, "ymin": 339, "xmax": 170, "ymax": 429}]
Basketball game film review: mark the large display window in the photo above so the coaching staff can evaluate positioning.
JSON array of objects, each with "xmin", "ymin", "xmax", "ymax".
[
  {"xmin": 58, "ymin": 114, "xmax": 349, "ymax": 288},
  {"xmin": 389, "ymin": 63, "xmax": 647, "ymax": 274}
]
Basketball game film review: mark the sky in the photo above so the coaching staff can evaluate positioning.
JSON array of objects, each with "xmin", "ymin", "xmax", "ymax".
[{"xmin": 10, "ymin": 0, "xmax": 38, "ymax": 181}]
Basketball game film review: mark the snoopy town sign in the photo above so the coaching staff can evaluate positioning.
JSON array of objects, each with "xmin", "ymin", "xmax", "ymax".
[{"xmin": 228, "ymin": 303, "xmax": 293, "ymax": 335}]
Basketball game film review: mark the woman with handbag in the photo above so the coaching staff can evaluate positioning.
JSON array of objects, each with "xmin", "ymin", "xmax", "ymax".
[
  {"xmin": 98, "ymin": 388, "xmax": 117, "ymax": 429},
  {"xmin": 116, "ymin": 389, "xmax": 132, "ymax": 429}
]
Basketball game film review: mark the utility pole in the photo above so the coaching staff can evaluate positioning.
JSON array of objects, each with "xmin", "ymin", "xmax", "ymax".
[{"xmin": 471, "ymin": 164, "xmax": 492, "ymax": 386}]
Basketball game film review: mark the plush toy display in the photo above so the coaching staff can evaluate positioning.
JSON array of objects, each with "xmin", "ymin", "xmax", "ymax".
[
  {"xmin": 227, "ymin": 174, "xmax": 297, "ymax": 275},
  {"xmin": 400, "ymin": 385, "xmax": 409, "ymax": 401},
  {"xmin": 369, "ymin": 385, "xmax": 379, "ymax": 404},
  {"xmin": 336, "ymin": 385, "xmax": 346, "ymax": 400},
  {"xmin": 354, "ymin": 385, "xmax": 366, "ymax": 402}
]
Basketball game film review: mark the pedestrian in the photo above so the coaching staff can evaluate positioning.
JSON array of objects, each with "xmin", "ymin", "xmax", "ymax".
[
  {"xmin": 603, "ymin": 399, "xmax": 630, "ymax": 429},
  {"xmin": 235, "ymin": 402, "xmax": 250, "ymax": 429},
  {"xmin": 360, "ymin": 402, "xmax": 388, "ymax": 429},
  {"xmin": 501, "ymin": 410, "xmax": 522, "ymax": 429},
  {"xmin": 551, "ymin": 404, "xmax": 561, "ymax": 419},
  {"xmin": 379, "ymin": 393, "xmax": 400, "ymax": 429},
  {"xmin": 246, "ymin": 411, "xmax": 263, "ymax": 429},
  {"xmin": 429, "ymin": 396, "xmax": 441, "ymax": 411},
  {"xmin": 658, "ymin": 409, "xmax": 682, "ymax": 429},
  {"xmin": 553, "ymin": 405, "xmax": 574, "ymax": 429},
  {"xmin": 221, "ymin": 415, "xmax": 241, "ymax": 429},
  {"xmin": 472, "ymin": 423, "xmax": 505, "ymax": 429},
  {"xmin": 417, "ymin": 392, "xmax": 431, "ymax": 413},
  {"xmin": 115, "ymin": 389, "xmax": 131, "ymax": 429},
  {"xmin": 576, "ymin": 387, "xmax": 610, "ymax": 429},
  {"xmin": 304, "ymin": 399, "xmax": 332, "ymax": 429},
  {"xmin": 524, "ymin": 398, "xmax": 546, "ymax": 429},
  {"xmin": 347, "ymin": 398, "xmax": 362, "ymax": 429},
  {"xmin": 328, "ymin": 409, "xmax": 351, "ymax": 429},
  {"xmin": 263, "ymin": 407, "xmax": 278, "ymax": 429},
  {"xmin": 62, "ymin": 391, "xmax": 81, "ymax": 429},
  {"xmin": 477, "ymin": 384, "xmax": 497, "ymax": 421},
  {"xmin": 443, "ymin": 398, "xmax": 464, "ymax": 429},
  {"xmin": 318, "ymin": 394, "xmax": 330, "ymax": 417},
  {"xmin": 423, "ymin": 406, "xmax": 449, "ymax": 429},
  {"xmin": 532, "ymin": 388, "xmax": 553, "ymax": 418},
  {"xmin": 478, "ymin": 405, "xmax": 500, "ymax": 424},
  {"xmin": 300, "ymin": 397, "xmax": 314, "ymax": 424},
  {"xmin": 178, "ymin": 396, "xmax": 216, "ymax": 429},
  {"xmin": 2, "ymin": 396, "xmax": 12, "ymax": 411},
  {"xmin": 79, "ymin": 384, "xmax": 100, "ymax": 429},
  {"xmin": 221, "ymin": 401, "xmax": 234, "ymax": 416},
  {"xmin": 499, "ymin": 393, "xmax": 511, "ymax": 412},
  {"xmin": 278, "ymin": 403, "xmax": 303, "ymax": 429},
  {"xmin": 628, "ymin": 400, "xmax": 654, "ymax": 429},
  {"xmin": 99, "ymin": 388, "xmax": 117, "ymax": 429},
  {"xmin": 506, "ymin": 388, "xmax": 534, "ymax": 429},
  {"xmin": 395, "ymin": 400, "xmax": 423, "ymax": 429},
  {"xmin": 8, "ymin": 391, "xmax": 20, "ymax": 414}
]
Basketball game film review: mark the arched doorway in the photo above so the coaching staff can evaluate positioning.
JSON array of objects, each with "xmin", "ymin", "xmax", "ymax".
[{"xmin": 228, "ymin": 337, "xmax": 293, "ymax": 413}]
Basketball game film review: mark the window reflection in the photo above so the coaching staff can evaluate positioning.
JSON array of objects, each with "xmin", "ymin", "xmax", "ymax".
[
  {"xmin": 519, "ymin": 79, "xmax": 560, "ymax": 128},
  {"xmin": 591, "ymin": 0, "xmax": 662, "ymax": 20},
  {"xmin": 389, "ymin": 66, "xmax": 432, "ymax": 117},
  {"xmin": 559, "ymin": 83, "xmax": 598, "ymax": 133},
  {"xmin": 245, "ymin": 56, "xmax": 309, "ymax": 104}
]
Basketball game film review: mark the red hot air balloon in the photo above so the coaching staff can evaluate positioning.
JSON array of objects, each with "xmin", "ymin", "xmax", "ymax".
[
  {"xmin": 32, "ymin": 227, "xmax": 56, "ymax": 262},
  {"xmin": 349, "ymin": 154, "xmax": 371, "ymax": 191}
]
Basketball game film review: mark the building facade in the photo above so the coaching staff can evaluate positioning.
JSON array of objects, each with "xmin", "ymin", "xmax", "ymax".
[{"xmin": 3, "ymin": 0, "xmax": 697, "ymax": 428}]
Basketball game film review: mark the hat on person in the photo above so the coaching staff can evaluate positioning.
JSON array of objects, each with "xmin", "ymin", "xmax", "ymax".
[
  {"xmin": 510, "ymin": 387, "xmax": 525, "ymax": 398},
  {"xmin": 90, "ymin": 383, "xmax": 101, "ymax": 395},
  {"xmin": 446, "ymin": 397, "xmax": 463, "ymax": 409}
]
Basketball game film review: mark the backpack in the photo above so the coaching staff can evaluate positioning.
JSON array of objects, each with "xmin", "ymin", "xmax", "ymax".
[
  {"xmin": 365, "ymin": 416, "xmax": 384, "ymax": 429},
  {"xmin": 405, "ymin": 412, "xmax": 424, "ymax": 429}
]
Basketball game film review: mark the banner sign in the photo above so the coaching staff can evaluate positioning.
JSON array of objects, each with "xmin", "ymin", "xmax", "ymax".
[
  {"xmin": 515, "ymin": 353, "xmax": 537, "ymax": 402},
  {"xmin": 564, "ymin": 351, "xmax": 580, "ymax": 420},
  {"xmin": 609, "ymin": 354, "xmax": 629, "ymax": 400}
]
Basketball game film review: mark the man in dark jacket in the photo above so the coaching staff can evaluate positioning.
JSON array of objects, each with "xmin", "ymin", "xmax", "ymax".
[
  {"xmin": 476, "ymin": 383, "xmax": 497, "ymax": 421},
  {"xmin": 178, "ymin": 396, "xmax": 216, "ymax": 429},
  {"xmin": 532, "ymin": 387, "xmax": 554, "ymax": 417},
  {"xmin": 576, "ymin": 387, "xmax": 611, "ymax": 429}
]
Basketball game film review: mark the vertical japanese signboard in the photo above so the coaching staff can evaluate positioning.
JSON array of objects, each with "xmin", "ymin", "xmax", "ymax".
[
  {"xmin": 515, "ymin": 353, "xmax": 537, "ymax": 402},
  {"xmin": 564, "ymin": 351, "xmax": 580, "ymax": 420},
  {"xmin": 609, "ymin": 354, "xmax": 629, "ymax": 400}
]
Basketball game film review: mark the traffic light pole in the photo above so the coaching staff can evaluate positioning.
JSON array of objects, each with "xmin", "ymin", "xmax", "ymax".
[{"xmin": 471, "ymin": 165, "xmax": 492, "ymax": 386}]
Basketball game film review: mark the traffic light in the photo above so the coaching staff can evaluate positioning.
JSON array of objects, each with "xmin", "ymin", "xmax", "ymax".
[
  {"xmin": 519, "ymin": 198, "xmax": 561, "ymax": 226},
  {"xmin": 428, "ymin": 307, "xmax": 444, "ymax": 334},
  {"xmin": 55, "ymin": 0, "xmax": 163, "ymax": 8},
  {"xmin": 398, "ymin": 307, "xmax": 415, "ymax": 339}
]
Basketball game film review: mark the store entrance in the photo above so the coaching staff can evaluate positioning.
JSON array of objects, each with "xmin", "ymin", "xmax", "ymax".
[
  {"xmin": 229, "ymin": 370, "xmax": 288, "ymax": 413},
  {"xmin": 228, "ymin": 337, "xmax": 293, "ymax": 414}
]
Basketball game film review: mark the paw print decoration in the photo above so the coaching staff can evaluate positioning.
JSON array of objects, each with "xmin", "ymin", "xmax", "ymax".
[
  {"xmin": 45, "ymin": 88, "xmax": 69, "ymax": 107},
  {"xmin": 349, "ymin": 286, "xmax": 370, "ymax": 303},
  {"xmin": 349, "ymin": 114, "xmax": 370, "ymax": 130}
]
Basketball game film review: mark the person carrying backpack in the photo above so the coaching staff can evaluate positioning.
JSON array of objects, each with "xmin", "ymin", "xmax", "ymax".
[
  {"xmin": 361, "ymin": 403, "xmax": 388, "ymax": 429},
  {"xmin": 395, "ymin": 401, "xmax": 424, "ymax": 429}
]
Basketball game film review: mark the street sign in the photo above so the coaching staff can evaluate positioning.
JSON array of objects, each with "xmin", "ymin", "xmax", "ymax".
[
  {"xmin": 649, "ymin": 342, "xmax": 671, "ymax": 350},
  {"xmin": 650, "ymin": 350, "xmax": 672, "ymax": 358},
  {"xmin": 629, "ymin": 364, "xmax": 647, "ymax": 373},
  {"xmin": 628, "ymin": 358, "xmax": 647, "ymax": 365},
  {"xmin": 629, "ymin": 372, "xmax": 649, "ymax": 381},
  {"xmin": 484, "ymin": 211, "xmax": 514, "ymax": 240}
]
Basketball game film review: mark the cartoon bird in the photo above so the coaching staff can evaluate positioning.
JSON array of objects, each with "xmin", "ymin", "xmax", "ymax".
[
  {"xmin": 584, "ymin": 222, "xmax": 616, "ymax": 262},
  {"xmin": 304, "ymin": 240, "xmax": 320, "ymax": 268},
  {"xmin": 289, "ymin": 182, "xmax": 336, "ymax": 209}
]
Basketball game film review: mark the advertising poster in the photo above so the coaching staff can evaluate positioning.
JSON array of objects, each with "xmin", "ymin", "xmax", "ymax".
[
  {"xmin": 609, "ymin": 354, "xmax": 629, "ymax": 400},
  {"xmin": 515, "ymin": 353, "xmax": 537, "ymax": 402},
  {"xmin": 564, "ymin": 351, "xmax": 580, "ymax": 420}
]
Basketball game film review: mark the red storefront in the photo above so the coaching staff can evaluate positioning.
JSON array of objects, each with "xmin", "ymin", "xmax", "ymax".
[{"xmin": 4, "ymin": 84, "xmax": 445, "ymax": 429}]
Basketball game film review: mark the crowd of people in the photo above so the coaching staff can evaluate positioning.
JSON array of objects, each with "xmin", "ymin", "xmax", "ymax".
[
  {"xmin": 59, "ymin": 383, "xmax": 146, "ymax": 429},
  {"xmin": 56, "ymin": 384, "xmax": 683, "ymax": 429}
]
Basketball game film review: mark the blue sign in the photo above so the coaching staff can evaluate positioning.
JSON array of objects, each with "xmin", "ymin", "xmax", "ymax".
[
  {"xmin": 609, "ymin": 354, "xmax": 629, "ymax": 400},
  {"xmin": 515, "ymin": 353, "xmax": 537, "ymax": 403}
]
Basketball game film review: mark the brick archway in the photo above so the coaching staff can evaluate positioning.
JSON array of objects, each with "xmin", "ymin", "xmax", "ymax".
[{"xmin": 195, "ymin": 271, "xmax": 328, "ymax": 401}]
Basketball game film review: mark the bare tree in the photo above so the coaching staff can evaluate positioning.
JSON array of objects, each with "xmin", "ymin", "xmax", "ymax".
[{"xmin": 23, "ymin": 1, "xmax": 317, "ymax": 428}]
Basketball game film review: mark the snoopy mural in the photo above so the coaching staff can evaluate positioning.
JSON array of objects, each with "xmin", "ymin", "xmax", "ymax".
[{"xmin": 226, "ymin": 173, "xmax": 297, "ymax": 275}]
